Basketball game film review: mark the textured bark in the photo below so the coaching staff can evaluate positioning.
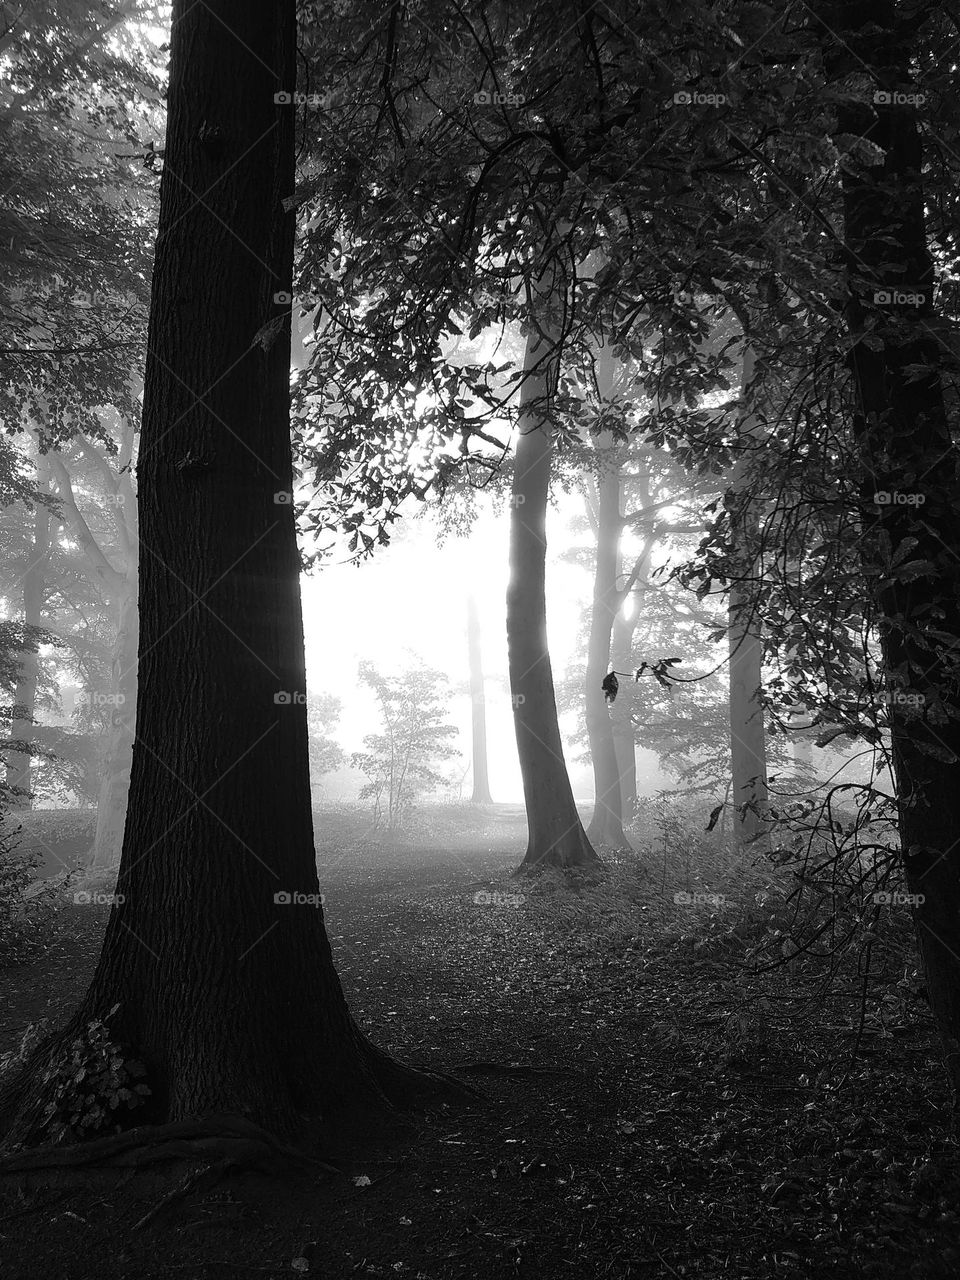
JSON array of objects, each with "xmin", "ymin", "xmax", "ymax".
[
  {"xmin": 1, "ymin": 0, "xmax": 438, "ymax": 1149},
  {"xmin": 5, "ymin": 455, "xmax": 51, "ymax": 808},
  {"xmin": 584, "ymin": 432, "xmax": 631, "ymax": 852},
  {"xmin": 466, "ymin": 594, "xmax": 493, "ymax": 804},
  {"xmin": 727, "ymin": 346, "xmax": 770, "ymax": 852},
  {"xmin": 509, "ymin": 330, "xmax": 599, "ymax": 873},
  {"xmin": 818, "ymin": 1, "xmax": 960, "ymax": 1096},
  {"xmin": 90, "ymin": 579, "xmax": 137, "ymax": 868},
  {"xmin": 610, "ymin": 604, "xmax": 639, "ymax": 814}
]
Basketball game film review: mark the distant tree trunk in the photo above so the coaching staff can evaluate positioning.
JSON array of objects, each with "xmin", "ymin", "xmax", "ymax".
[
  {"xmin": 610, "ymin": 603, "xmax": 639, "ymax": 815},
  {"xmin": 45, "ymin": 437, "xmax": 139, "ymax": 869},
  {"xmin": 819, "ymin": 0, "xmax": 960, "ymax": 1095},
  {"xmin": 90, "ymin": 577, "xmax": 137, "ymax": 868},
  {"xmin": 0, "ymin": 0, "xmax": 444, "ymax": 1150},
  {"xmin": 788, "ymin": 706, "xmax": 814, "ymax": 778},
  {"xmin": 466, "ymin": 594, "xmax": 493, "ymax": 804},
  {"xmin": 509, "ymin": 330, "xmax": 599, "ymax": 873},
  {"xmin": 584, "ymin": 429, "xmax": 631, "ymax": 852},
  {"xmin": 727, "ymin": 345, "xmax": 769, "ymax": 852},
  {"xmin": 5, "ymin": 456, "xmax": 51, "ymax": 809}
]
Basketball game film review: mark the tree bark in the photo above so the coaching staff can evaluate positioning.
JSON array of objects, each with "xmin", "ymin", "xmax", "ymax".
[
  {"xmin": 584, "ymin": 430, "xmax": 632, "ymax": 852},
  {"xmin": 1, "ymin": 0, "xmax": 441, "ymax": 1150},
  {"xmin": 466, "ymin": 593, "xmax": 493, "ymax": 804},
  {"xmin": 508, "ymin": 329, "xmax": 599, "ymax": 873},
  {"xmin": 89, "ymin": 576, "xmax": 137, "ymax": 868},
  {"xmin": 5, "ymin": 455, "xmax": 51, "ymax": 809},
  {"xmin": 610, "ymin": 602, "xmax": 639, "ymax": 813},
  {"xmin": 817, "ymin": 0, "xmax": 960, "ymax": 1096},
  {"xmin": 727, "ymin": 345, "xmax": 770, "ymax": 852}
]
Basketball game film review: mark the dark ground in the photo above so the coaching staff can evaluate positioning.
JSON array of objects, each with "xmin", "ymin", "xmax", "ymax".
[{"xmin": 1, "ymin": 804, "xmax": 959, "ymax": 1279}]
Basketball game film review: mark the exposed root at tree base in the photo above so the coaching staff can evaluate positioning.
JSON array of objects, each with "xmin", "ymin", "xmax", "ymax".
[{"xmin": 0, "ymin": 1113, "xmax": 343, "ymax": 1186}]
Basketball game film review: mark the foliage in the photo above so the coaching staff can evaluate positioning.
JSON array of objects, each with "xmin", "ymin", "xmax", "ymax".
[
  {"xmin": 351, "ymin": 659, "xmax": 460, "ymax": 829},
  {"xmin": 0, "ymin": 829, "xmax": 63, "ymax": 966},
  {"xmin": 35, "ymin": 1003, "xmax": 150, "ymax": 1144},
  {"xmin": 307, "ymin": 691, "xmax": 345, "ymax": 798}
]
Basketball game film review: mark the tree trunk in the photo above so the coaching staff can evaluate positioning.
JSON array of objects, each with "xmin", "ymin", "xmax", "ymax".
[
  {"xmin": 89, "ymin": 577, "xmax": 137, "ymax": 869},
  {"xmin": 727, "ymin": 346, "xmax": 770, "ymax": 852},
  {"xmin": 508, "ymin": 330, "xmax": 599, "ymax": 873},
  {"xmin": 818, "ymin": 0, "xmax": 960, "ymax": 1096},
  {"xmin": 0, "ymin": 0, "xmax": 440, "ymax": 1150},
  {"xmin": 584, "ymin": 430, "xmax": 632, "ymax": 851},
  {"xmin": 466, "ymin": 594, "xmax": 493, "ymax": 804},
  {"xmin": 610, "ymin": 603, "xmax": 639, "ymax": 815},
  {"xmin": 788, "ymin": 706, "xmax": 814, "ymax": 779},
  {"xmin": 5, "ymin": 456, "xmax": 51, "ymax": 809}
]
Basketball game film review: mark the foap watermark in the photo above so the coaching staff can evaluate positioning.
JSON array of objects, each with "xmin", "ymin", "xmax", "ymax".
[
  {"xmin": 873, "ymin": 288, "xmax": 929, "ymax": 307},
  {"xmin": 274, "ymin": 91, "xmax": 337, "ymax": 109},
  {"xmin": 673, "ymin": 890, "xmax": 727, "ymax": 907},
  {"xmin": 510, "ymin": 693, "xmax": 526, "ymax": 707},
  {"xmin": 473, "ymin": 890, "xmax": 525, "ymax": 907},
  {"xmin": 273, "ymin": 491, "xmax": 293, "ymax": 504},
  {"xmin": 874, "ymin": 90, "xmax": 925, "ymax": 106},
  {"xmin": 274, "ymin": 691, "xmax": 307, "ymax": 705},
  {"xmin": 473, "ymin": 89, "xmax": 525, "ymax": 106},
  {"xmin": 74, "ymin": 890, "xmax": 125, "ymax": 906},
  {"xmin": 873, "ymin": 890, "xmax": 925, "ymax": 906},
  {"xmin": 76, "ymin": 691, "xmax": 125, "ymax": 707},
  {"xmin": 274, "ymin": 890, "xmax": 325, "ymax": 907},
  {"xmin": 672, "ymin": 89, "xmax": 727, "ymax": 107},
  {"xmin": 873, "ymin": 689, "xmax": 926, "ymax": 709},
  {"xmin": 873, "ymin": 490, "xmax": 925, "ymax": 507}
]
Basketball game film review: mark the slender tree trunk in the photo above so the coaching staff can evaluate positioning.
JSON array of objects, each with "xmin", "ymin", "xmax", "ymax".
[
  {"xmin": 727, "ymin": 346, "xmax": 770, "ymax": 852},
  {"xmin": 466, "ymin": 594, "xmax": 493, "ymax": 804},
  {"xmin": 788, "ymin": 706, "xmax": 814, "ymax": 778},
  {"xmin": 610, "ymin": 603, "xmax": 639, "ymax": 815},
  {"xmin": 584, "ymin": 429, "xmax": 631, "ymax": 851},
  {"xmin": 89, "ymin": 576, "xmax": 137, "ymax": 869},
  {"xmin": 5, "ymin": 457, "xmax": 51, "ymax": 809},
  {"xmin": 818, "ymin": 0, "xmax": 960, "ymax": 1095},
  {"xmin": 509, "ymin": 330, "xmax": 599, "ymax": 873},
  {"xmin": 0, "ymin": 0, "xmax": 441, "ymax": 1150}
]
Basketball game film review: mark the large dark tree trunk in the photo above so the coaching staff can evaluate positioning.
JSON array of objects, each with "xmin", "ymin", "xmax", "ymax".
[
  {"xmin": 0, "ymin": 0, "xmax": 444, "ymax": 1151},
  {"xmin": 818, "ymin": 1, "xmax": 960, "ymax": 1094},
  {"xmin": 584, "ymin": 433, "xmax": 632, "ymax": 852},
  {"xmin": 466, "ymin": 594, "xmax": 493, "ymax": 804},
  {"xmin": 5, "ymin": 456, "xmax": 51, "ymax": 809},
  {"xmin": 509, "ymin": 331, "xmax": 599, "ymax": 873}
]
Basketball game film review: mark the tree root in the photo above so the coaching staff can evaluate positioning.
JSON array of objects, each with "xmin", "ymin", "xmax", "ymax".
[{"xmin": 0, "ymin": 1113, "xmax": 344, "ymax": 1179}]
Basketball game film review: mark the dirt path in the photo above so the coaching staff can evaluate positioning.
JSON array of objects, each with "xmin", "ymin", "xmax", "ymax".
[{"xmin": 1, "ymin": 834, "xmax": 959, "ymax": 1279}]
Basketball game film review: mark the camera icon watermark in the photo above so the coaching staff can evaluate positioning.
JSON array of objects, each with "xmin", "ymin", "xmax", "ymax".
[
  {"xmin": 672, "ymin": 90, "xmax": 727, "ymax": 107},
  {"xmin": 873, "ymin": 90, "xmax": 925, "ymax": 106},
  {"xmin": 673, "ymin": 890, "xmax": 726, "ymax": 906},
  {"xmin": 872, "ymin": 490, "xmax": 925, "ymax": 506},
  {"xmin": 473, "ymin": 89, "xmax": 525, "ymax": 106},
  {"xmin": 473, "ymin": 890, "xmax": 525, "ymax": 907},
  {"xmin": 76, "ymin": 691, "xmax": 126, "ymax": 707},
  {"xmin": 873, "ymin": 289, "xmax": 928, "ymax": 307},
  {"xmin": 273, "ymin": 491, "xmax": 293, "ymax": 504}
]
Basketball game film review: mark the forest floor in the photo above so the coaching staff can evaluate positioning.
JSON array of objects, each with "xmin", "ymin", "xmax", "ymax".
[{"xmin": 1, "ymin": 804, "xmax": 960, "ymax": 1279}]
